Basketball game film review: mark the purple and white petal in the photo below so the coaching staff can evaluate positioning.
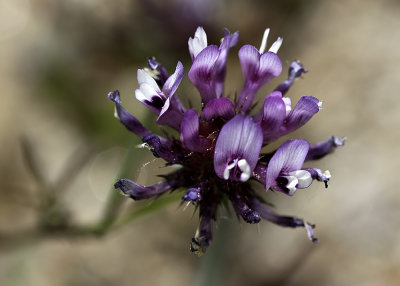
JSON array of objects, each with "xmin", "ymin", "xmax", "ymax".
[
  {"xmin": 180, "ymin": 109, "xmax": 211, "ymax": 152},
  {"xmin": 108, "ymin": 90, "xmax": 151, "ymax": 138},
  {"xmin": 188, "ymin": 26, "xmax": 208, "ymax": 61},
  {"xmin": 214, "ymin": 115, "xmax": 263, "ymax": 182},
  {"xmin": 135, "ymin": 82, "xmax": 165, "ymax": 114},
  {"xmin": 188, "ymin": 45, "xmax": 220, "ymax": 104},
  {"xmin": 137, "ymin": 69, "xmax": 161, "ymax": 92},
  {"xmin": 305, "ymin": 136, "xmax": 347, "ymax": 161},
  {"xmin": 265, "ymin": 139, "xmax": 309, "ymax": 191},
  {"xmin": 115, "ymin": 179, "xmax": 178, "ymax": 200},
  {"xmin": 156, "ymin": 95, "xmax": 184, "ymax": 130},
  {"xmin": 147, "ymin": 57, "xmax": 169, "ymax": 87},
  {"xmin": 201, "ymin": 97, "xmax": 235, "ymax": 121}
]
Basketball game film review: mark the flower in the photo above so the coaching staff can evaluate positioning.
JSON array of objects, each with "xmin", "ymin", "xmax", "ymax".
[{"xmin": 108, "ymin": 27, "xmax": 345, "ymax": 255}]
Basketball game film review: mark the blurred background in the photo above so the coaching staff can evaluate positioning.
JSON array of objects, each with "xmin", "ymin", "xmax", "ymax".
[{"xmin": 1, "ymin": 0, "xmax": 400, "ymax": 285}]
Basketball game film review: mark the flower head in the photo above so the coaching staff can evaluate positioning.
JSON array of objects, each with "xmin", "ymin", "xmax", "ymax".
[{"xmin": 108, "ymin": 27, "xmax": 345, "ymax": 255}]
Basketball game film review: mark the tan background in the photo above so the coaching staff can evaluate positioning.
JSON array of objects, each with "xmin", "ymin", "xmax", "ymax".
[{"xmin": 1, "ymin": 0, "xmax": 400, "ymax": 285}]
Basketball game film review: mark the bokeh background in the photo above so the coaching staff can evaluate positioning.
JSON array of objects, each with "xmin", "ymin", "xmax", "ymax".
[{"xmin": 1, "ymin": 0, "xmax": 400, "ymax": 285}]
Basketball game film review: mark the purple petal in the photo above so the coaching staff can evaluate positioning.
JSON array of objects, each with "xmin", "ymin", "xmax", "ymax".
[
  {"xmin": 115, "ymin": 179, "xmax": 177, "ymax": 200},
  {"xmin": 188, "ymin": 45, "xmax": 219, "ymax": 104},
  {"xmin": 283, "ymin": 96, "xmax": 320, "ymax": 134},
  {"xmin": 214, "ymin": 115, "xmax": 263, "ymax": 181},
  {"xmin": 274, "ymin": 61, "xmax": 307, "ymax": 95},
  {"xmin": 162, "ymin": 61, "xmax": 184, "ymax": 97},
  {"xmin": 228, "ymin": 188, "xmax": 260, "ymax": 224},
  {"xmin": 265, "ymin": 139, "xmax": 309, "ymax": 190},
  {"xmin": 238, "ymin": 45, "xmax": 260, "ymax": 83},
  {"xmin": 191, "ymin": 201, "xmax": 214, "ymax": 255},
  {"xmin": 305, "ymin": 136, "xmax": 346, "ymax": 161},
  {"xmin": 258, "ymin": 51, "xmax": 282, "ymax": 86},
  {"xmin": 261, "ymin": 91, "xmax": 286, "ymax": 143},
  {"xmin": 200, "ymin": 97, "xmax": 235, "ymax": 121},
  {"xmin": 108, "ymin": 90, "xmax": 151, "ymax": 138},
  {"xmin": 212, "ymin": 31, "xmax": 239, "ymax": 97},
  {"xmin": 250, "ymin": 198, "xmax": 305, "ymax": 227},
  {"xmin": 142, "ymin": 135, "xmax": 182, "ymax": 163},
  {"xmin": 180, "ymin": 109, "xmax": 211, "ymax": 152},
  {"xmin": 249, "ymin": 198, "xmax": 318, "ymax": 243}
]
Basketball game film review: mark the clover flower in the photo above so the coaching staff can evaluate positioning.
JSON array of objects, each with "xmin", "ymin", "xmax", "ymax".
[{"xmin": 108, "ymin": 27, "xmax": 345, "ymax": 255}]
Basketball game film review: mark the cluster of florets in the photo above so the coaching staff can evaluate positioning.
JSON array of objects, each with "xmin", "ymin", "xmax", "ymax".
[{"xmin": 108, "ymin": 27, "xmax": 345, "ymax": 255}]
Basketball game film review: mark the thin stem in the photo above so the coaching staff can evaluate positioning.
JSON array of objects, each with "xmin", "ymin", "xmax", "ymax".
[{"xmin": 193, "ymin": 218, "xmax": 234, "ymax": 286}]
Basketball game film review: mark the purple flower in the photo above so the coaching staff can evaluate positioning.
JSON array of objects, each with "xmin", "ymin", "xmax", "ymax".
[
  {"xmin": 135, "ymin": 61, "xmax": 185, "ymax": 130},
  {"xmin": 236, "ymin": 28, "xmax": 283, "ymax": 112},
  {"xmin": 108, "ymin": 27, "xmax": 344, "ymax": 255},
  {"xmin": 188, "ymin": 28, "xmax": 239, "ymax": 104},
  {"xmin": 263, "ymin": 139, "xmax": 328, "ymax": 196},
  {"xmin": 260, "ymin": 91, "xmax": 322, "ymax": 143}
]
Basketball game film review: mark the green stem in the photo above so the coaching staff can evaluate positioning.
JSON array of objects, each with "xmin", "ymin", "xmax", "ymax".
[{"xmin": 95, "ymin": 138, "xmax": 142, "ymax": 233}]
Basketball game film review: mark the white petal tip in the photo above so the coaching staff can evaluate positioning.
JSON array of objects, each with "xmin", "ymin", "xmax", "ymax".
[
  {"xmin": 113, "ymin": 106, "xmax": 119, "ymax": 120},
  {"xmin": 259, "ymin": 28, "xmax": 271, "ymax": 54},
  {"xmin": 268, "ymin": 37, "xmax": 283, "ymax": 54}
]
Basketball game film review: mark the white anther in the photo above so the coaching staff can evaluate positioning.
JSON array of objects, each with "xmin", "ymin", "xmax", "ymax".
[
  {"xmin": 238, "ymin": 159, "xmax": 251, "ymax": 182},
  {"xmin": 323, "ymin": 170, "xmax": 331, "ymax": 179},
  {"xmin": 288, "ymin": 170, "xmax": 312, "ymax": 189},
  {"xmin": 223, "ymin": 160, "xmax": 236, "ymax": 180},
  {"xmin": 282, "ymin": 97, "xmax": 292, "ymax": 116},
  {"xmin": 268, "ymin": 37, "xmax": 283, "ymax": 54},
  {"xmin": 188, "ymin": 27, "xmax": 208, "ymax": 60},
  {"xmin": 318, "ymin": 101, "xmax": 323, "ymax": 110},
  {"xmin": 238, "ymin": 159, "xmax": 250, "ymax": 173},
  {"xmin": 223, "ymin": 168, "xmax": 230, "ymax": 180},
  {"xmin": 137, "ymin": 142, "xmax": 150, "ymax": 149},
  {"xmin": 259, "ymin": 28, "xmax": 270, "ymax": 54},
  {"xmin": 240, "ymin": 172, "xmax": 251, "ymax": 182}
]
